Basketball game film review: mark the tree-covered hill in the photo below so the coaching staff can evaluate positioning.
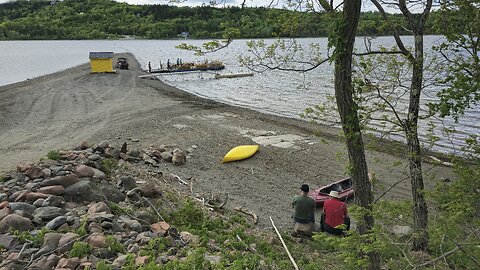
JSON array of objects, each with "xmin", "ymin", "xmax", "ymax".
[{"xmin": 0, "ymin": 0, "xmax": 441, "ymax": 40}]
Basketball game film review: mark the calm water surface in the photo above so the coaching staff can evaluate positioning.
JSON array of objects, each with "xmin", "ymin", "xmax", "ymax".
[{"xmin": 0, "ymin": 38, "xmax": 477, "ymax": 155}]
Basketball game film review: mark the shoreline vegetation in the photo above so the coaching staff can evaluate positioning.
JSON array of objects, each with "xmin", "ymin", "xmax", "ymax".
[{"xmin": 0, "ymin": 0, "xmax": 457, "ymax": 40}]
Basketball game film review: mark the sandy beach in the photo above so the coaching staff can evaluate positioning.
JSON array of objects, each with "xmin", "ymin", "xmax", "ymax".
[{"xmin": 0, "ymin": 53, "xmax": 455, "ymax": 229}]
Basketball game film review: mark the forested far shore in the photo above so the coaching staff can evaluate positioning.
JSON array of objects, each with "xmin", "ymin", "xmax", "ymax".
[{"xmin": 0, "ymin": 0, "xmax": 451, "ymax": 40}]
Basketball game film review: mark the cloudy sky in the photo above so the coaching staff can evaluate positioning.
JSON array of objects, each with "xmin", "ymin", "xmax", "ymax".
[
  {"xmin": 0, "ymin": 0, "xmax": 413, "ymax": 12},
  {"xmin": 0, "ymin": 0, "xmax": 372, "ymax": 9}
]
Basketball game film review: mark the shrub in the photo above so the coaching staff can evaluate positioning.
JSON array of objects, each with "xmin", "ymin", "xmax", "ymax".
[
  {"xmin": 70, "ymin": 241, "xmax": 92, "ymax": 258},
  {"xmin": 46, "ymin": 150, "xmax": 61, "ymax": 160}
]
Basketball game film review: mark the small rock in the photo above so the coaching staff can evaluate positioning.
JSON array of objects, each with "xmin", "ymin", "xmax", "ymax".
[
  {"xmin": 135, "ymin": 255, "xmax": 149, "ymax": 266},
  {"xmin": 392, "ymin": 225, "xmax": 413, "ymax": 238},
  {"xmin": 88, "ymin": 202, "xmax": 111, "ymax": 214},
  {"xmin": 98, "ymin": 141, "xmax": 109, "ymax": 149},
  {"xmin": 142, "ymin": 153, "xmax": 156, "ymax": 165},
  {"xmin": 33, "ymin": 198, "xmax": 45, "ymax": 207},
  {"xmin": 139, "ymin": 183, "xmax": 161, "ymax": 198},
  {"xmin": 33, "ymin": 206, "xmax": 66, "ymax": 221},
  {"xmin": 172, "ymin": 149, "xmax": 186, "ymax": 166},
  {"xmin": 160, "ymin": 151, "xmax": 173, "ymax": 162},
  {"xmin": 9, "ymin": 202, "xmax": 36, "ymax": 214},
  {"xmin": 0, "ymin": 234, "xmax": 18, "ymax": 249},
  {"xmin": 88, "ymin": 154, "xmax": 101, "ymax": 161},
  {"xmin": 36, "ymin": 185, "xmax": 65, "ymax": 196},
  {"xmin": 13, "ymin": 190, "xmax": 29, "ymax": 202},
  {"xmin": 76, "ymin": 140, "xmax": 89, "ymax": 150},
  {"xmin": 109, "ymin": 149, "xmax": 121, "ymax": 159},
  {"xmin": 0, "ymin": 214, "xmax": 33, "ymax": 233},
  {"xmin": 136, "ymin": 232, "xmax": 153, "ymax": 245},
  {"xmin": 92, "ymin": 247, "xmax": 116, "ymax": 259},
  {"xmin": 30, "ymin": 253, "xmax": 60, "ymax": 270},
  {"xmin": 125, "ymin": 220, "xmax": 142, "ymax": 233},
  {"xmin": 99, "ymin": 182, "xmax": 125, "ymax": 203},
  {"xmin": 56, "ymin": 257, "xmax": 81, "ymax": 269},
  {"xmin": 0, "ymin": 206, "xmax": 12, "ymax": 220},
  {"xmin": 42, "ymin": 168, "xmax": 52, "ymax": 177},
  {"xmin": 135, "ymin": 211, "xmax": 156, "ymax": 224},
  {"xmin": 25, "ymin": 166, "xmax": 45, "ymax": 179},
  {"xmin": 87, "ymin": 233, "xmax": 107, "ymax": 248},
  {"xmin": 0, "ymin": 193, "xmax": 7, "ymax": 201},
  {"xmin": 13, "ymin": 210, "xmax": 34, "ymax": 220},
  {"xmin": 57, "ymin": 232, "xmax": 79, "ymax": 253},
  {"xmin": 128, "ymin": 149, "xmax": 140, "ymax": 157},
  {"xmin": 42, "ymin": 195, "xmax": 65, "ymax": 207},
  {"xmin": 151, "ymin": 221, "xmax": 170, "ymax": 235},
  {"xmin": 75, "ymin": 165, "xmax": 95, "ymax": 177},
  {"xmin": 25, "ymin": 182, "xmax": 40, "ymax": 190},
  {"xmin": 112, "ymin": 254, "xmax": 128, "ymax": 267},
  {"xmin": 0, "ymin": 201, "xmax": 9, "ymax": 209},
  {"xmin": 41, "ymin": 174, "xmax": 80, "ymax": 188},
  {"xmin": 25, "ymin": 192, "xmax": 50, "ymax": 202},
  {"xmin": 45, "ymin": 216, "xmax": 67, "ymax": 230},
  {"xmin": 117, "ymin": 176, "xmax": 137, "ymax": 190},
  {"xmin": 92, "ymin": 168, "xmax": 106, "ymax": 180}
]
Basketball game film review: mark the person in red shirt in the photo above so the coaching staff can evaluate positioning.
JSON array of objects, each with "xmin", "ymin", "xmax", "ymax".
[{"xmin": 320, "ymin": 190, "xmax": 350, "ymax": 235}]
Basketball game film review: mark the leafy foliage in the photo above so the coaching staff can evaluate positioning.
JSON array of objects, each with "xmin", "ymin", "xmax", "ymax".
[
  {"xmin": 0, "ymin": 0, "xmax": 444, "ymax": 40},
  {"xmin": 70, "ymin": 241, "xmax": 92, "ymax": 258},
  {"xmin": 46, "ymin": 149, "xmax": 61, "ymax": 160},
  {"xmin": 429, "ymin": 0, "xmax": 480, "ymax": 120}
]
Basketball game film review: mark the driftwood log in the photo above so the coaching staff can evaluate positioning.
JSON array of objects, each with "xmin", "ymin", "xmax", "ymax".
[{"xmin": 234, "ymin": 206, "xmax": 258, "ymax": 224}]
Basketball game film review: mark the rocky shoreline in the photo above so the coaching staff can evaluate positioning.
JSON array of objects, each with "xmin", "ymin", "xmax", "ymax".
[{"xmin": 0, "ymin": 140, "xmax": 238, "ymax": 270}]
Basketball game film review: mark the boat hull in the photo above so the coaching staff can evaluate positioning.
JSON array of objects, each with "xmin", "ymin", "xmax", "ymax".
[
  {"xmin": 308, "ymin": 177, "xmax": 354, "ymax": 206},
  {"xmin": 222, "ymin": 145, "xmax": 259, "ymax": 163}
]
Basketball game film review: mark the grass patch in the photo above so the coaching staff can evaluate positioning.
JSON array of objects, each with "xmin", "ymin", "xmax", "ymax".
[
  {"xmin": 46, "ymin": 150, "xmax": 61, "ymax": 160},
  {"xmin": 100, "ymin": 158, "xmax": 118, "ymax": 175}
]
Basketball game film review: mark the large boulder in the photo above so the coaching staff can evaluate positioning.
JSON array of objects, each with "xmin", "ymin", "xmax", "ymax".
[
  {"xmin": 41, "ymin": 175, "xmax": 80, "ymax": 188},
  {"xmin": 98, "ymin": 182, "xmax": 125, "ymax": 203},
  {"xmin": 33, "ymin": 206, "xmax": 66, "ymax": 221},
  {"xmin": 63, "ymin": 181, "xmax": 106, "ymax": 203},
  {"xmin": 0, "ymin": 214, "xmax": 33, "ymax": 233}
]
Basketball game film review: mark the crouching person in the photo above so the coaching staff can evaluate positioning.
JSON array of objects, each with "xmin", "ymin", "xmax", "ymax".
[
  {"xmin": 320, "ymin": 190, "xmax": 350, "ymax": 236},
  {"xmin": 292, "ymin": 184, "xmax": 316, "ymax": 236}
]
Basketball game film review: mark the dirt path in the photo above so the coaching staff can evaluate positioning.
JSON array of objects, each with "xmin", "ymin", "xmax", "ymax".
[{"xmin": 0, "ymin": 53, "xmax": 455, "ymax": 229}]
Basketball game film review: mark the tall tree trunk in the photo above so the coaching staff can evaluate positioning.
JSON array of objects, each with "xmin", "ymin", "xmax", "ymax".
[
  {"xmin": 407, "ymin": 30, "xmax": 429, "ymax": 251},
  {"xmin": 334, "ymin": 1, "xmax": 380, "ymax": 268}
]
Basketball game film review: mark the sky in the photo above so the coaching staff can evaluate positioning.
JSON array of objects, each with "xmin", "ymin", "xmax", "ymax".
[
  {"xmin": 0, "ymin": 0, "xmax": 422, "ymax": 13},
  {"xmin": 0, "ymin": 0, "xmax": 375, "ymax": 10}
]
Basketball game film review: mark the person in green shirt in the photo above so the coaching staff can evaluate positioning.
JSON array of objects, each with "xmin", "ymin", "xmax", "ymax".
[{"xmin": 292, "ymin": 184, "xmax": 316, "ymax": 224}]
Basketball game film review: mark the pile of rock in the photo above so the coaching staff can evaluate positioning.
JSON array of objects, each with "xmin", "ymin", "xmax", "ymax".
[{"xmin": 0, "ymin": 141, "xmax": 198, "ymax": 270}]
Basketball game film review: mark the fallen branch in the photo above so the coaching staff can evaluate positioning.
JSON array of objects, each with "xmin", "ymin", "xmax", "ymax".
[
  {"xmin": 235, "ymin": 206, "xmax": 258, "ymax": 224},
  {"xmin": 142, "ymin": 196, "xmax": 165, "ymax": 222},
  {"xmin": 24, "ymin": 235, "xmax": 88, "ymax": 268},
  {"xmin": 269, "ymin": 216, "xmax": 299, "ymax": 270},
  {"xmin": 413, "ymin": 247, "xmax": 459, "ymax": 269},
  {"xmin": 428, "ymin": 156, "xmax": 453, "ymax": 167},
  {"xmin": 169, "ymin": 173, "xmax": 188, "ymax": 185}
]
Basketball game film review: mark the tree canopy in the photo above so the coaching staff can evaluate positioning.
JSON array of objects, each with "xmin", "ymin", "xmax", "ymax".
[{"xmin": 0, "ymin": 0, "xmax": 447, "ymax": 40}]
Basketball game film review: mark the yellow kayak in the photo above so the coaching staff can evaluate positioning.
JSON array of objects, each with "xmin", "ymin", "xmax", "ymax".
[{"xmin": 222, "ymin": 145, "xmax": 259, "ymax": 163}]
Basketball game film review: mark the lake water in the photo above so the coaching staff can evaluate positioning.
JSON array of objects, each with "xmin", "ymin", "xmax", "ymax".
[{"xmin": 0, "ymin": 38, "xmax": 478, "ymax": 155}]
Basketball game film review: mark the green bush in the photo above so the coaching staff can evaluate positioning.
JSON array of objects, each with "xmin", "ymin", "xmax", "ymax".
[
  {"xmin": 46, "ymin": 150, "xmax": 61, "ymax": 160},
  {"xmin": 70, "ymin": 241, "xmax": 92, "ymax": 258}
]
